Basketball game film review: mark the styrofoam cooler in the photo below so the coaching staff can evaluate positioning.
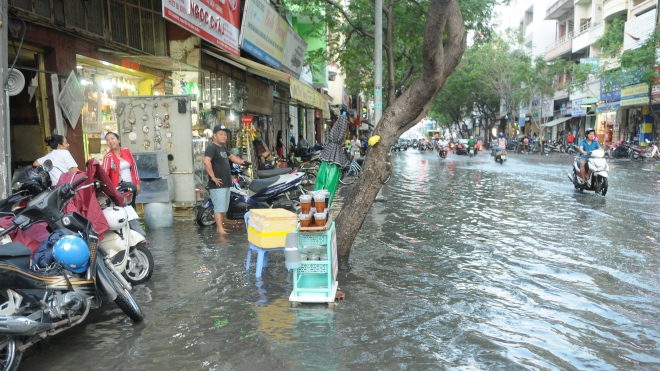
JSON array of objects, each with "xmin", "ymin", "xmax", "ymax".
[{"xmin": 247, "ymin": 209, "xmax": 297, "ymax": 248}]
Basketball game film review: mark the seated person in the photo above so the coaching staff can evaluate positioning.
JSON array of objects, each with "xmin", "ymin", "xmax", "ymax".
[{"xmin": 297, "ymin": 135, "xmax": 309, "ymax": 155}]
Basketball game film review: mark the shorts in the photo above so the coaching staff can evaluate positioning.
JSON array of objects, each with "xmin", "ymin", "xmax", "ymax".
[{"xmin": 210, "ymin": 188, "xmax": 230, "ymax": 213}]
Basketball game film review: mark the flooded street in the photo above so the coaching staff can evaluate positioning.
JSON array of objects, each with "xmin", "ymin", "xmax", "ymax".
[{"xmin": 21, "ymin": 150, "xmax": 660, "ymax": 371}]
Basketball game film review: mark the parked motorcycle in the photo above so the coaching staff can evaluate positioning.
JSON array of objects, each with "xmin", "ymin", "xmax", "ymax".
[
  {"xmin": 565, "ymin": 143, "xmax": 580, "ymax": 155},
  {"xmin": 567, "ymin": 149, "xmax": 609, "ymax": 195},
  {"xmin": 606, "ymin": 141, "xmax": 631, "ymax": 159},
  {"xmin": 0, "ymin": 166, "xmax": 53, "ymax": 213},
  {"xmin": 629, "ymin": 143, "xmax": 646, "ymax": 162},
  {"xmin": 0, "ymin": 170, "xmax": 144, "ymax": 370},
  {"xmin": 196, "ymin": 171, "xmax": 304, "ymax": 227},
  {"xmin": 644, "ymin": 140, "xmax": 660, "ymax": 160},
  {"xmin": 543, "ymin": 140, "xmax": 563, "ymax": 154},
  {"xmin": 494, "ymin": 150, "xmax": 507, "ymax": 165},
  {"xmin": 97, "ymin": 185, "xmax": 154, "ymax": 285}
]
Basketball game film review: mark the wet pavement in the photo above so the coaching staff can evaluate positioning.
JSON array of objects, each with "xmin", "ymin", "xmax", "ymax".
[{"xmin": 21, "ymin": 150, "xmax": 660, "ymax": 370}]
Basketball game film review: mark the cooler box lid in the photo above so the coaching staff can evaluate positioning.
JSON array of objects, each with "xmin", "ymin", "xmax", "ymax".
[{"xmin": 248, "ymin": 209, "xmax": 298, "ymax": 233}]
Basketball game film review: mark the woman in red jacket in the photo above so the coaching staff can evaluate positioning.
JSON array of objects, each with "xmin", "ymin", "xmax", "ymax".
[{"xmin": 102, "ymin": 132, "xmax": 140, "ymax": 209}]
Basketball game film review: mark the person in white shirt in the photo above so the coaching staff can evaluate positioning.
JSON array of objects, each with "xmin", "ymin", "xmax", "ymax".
[
  {"xmin": 33, "ymin": 135, "xmax": 79, "ymax": 185},
  {"xmin": 350, "ymin": 134, "xmax": 362, "ymax": 157}
]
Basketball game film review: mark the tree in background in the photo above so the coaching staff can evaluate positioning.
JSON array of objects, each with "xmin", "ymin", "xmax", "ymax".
[{"xmin": 281, "ymin": 0, "xmax": 499, "ymax": 268}]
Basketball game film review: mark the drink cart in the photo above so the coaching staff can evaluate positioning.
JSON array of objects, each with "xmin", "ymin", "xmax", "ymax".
[{"xmin": 290, "ymin": 222, "xmax": 338, "ymax": 308}]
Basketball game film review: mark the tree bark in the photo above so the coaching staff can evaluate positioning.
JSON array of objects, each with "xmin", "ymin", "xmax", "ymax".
[{"xmin": 334, "ymin": 0, "xmax": 467, "ymax": 269}]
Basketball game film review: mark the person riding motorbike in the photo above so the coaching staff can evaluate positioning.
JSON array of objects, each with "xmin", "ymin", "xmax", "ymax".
[
  {"xmin": 467, "ymin": 136, "xmax": 476, "ymax": 153},
  {"xmin": 438, "ymin": 137, "xmax": 449, "ymax": 149},
  {"xmin": 578, "ymin": 128, "xmax": 601, "ymax": 185},
  {"xmin": 496, "ymin": 133, "xmax": 507, "ymax": 154}
]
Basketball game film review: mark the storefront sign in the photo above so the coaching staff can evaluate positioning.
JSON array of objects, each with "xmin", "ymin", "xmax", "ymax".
[
  {"xmin": 572, "ymin": 99, "xmax": 586, "ymax": 117},
  {"xmin": 600, "ymin": 76, "xmax": 621, "ymax": 102},
  {"xmin": 281, "ymin": 27, "xmax": 307, "ymax": 79},
  {"xmin": 290, "ymin": 79, "xmax": 330, "ymax": 119},
  {"xmin": 241, "ymin": 115, "xmax": 253, "ymax": 129},
  {"xmin": 240, "ymin": 0, "xmax": 289, "ymax": 69},
  {"xmin": 621, "ymin": 83, "xmax": 650, "ymax": 107},
  {"xmin": 580, "ymin": 58, "xmax": 599, "ymax": 74},
  {"xmin": 163, "ymin": 0, "xmax": 240, "ymax": 56}
]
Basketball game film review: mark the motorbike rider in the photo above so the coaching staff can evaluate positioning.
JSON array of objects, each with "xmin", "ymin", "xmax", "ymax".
[
  {"xmin": 467, "ymin": 136, "xmax": 476, "ymax": 153},
  {"xmin": 496, "ymin": 133, "xmax": 507, "ymax": 154},
  {"xmin": 438, "ymin": 136, "xmax": 449, "ymax": 149},
  {"xmin": 578, "ymin": 128, "xmax": 601, "ymax": 184}
]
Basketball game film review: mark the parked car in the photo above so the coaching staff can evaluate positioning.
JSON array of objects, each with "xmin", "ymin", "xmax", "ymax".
[{"xmin": 455, "ymin": 139, "xmax": 469, "ymax": 155}]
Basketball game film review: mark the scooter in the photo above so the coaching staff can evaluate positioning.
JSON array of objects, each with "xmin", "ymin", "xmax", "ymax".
[
  {"xmin": 567, "ymin": 149, "xmax": 609, "ymax": 195},
  {"xmin": 543, "ymin": 141, "xmax": 563, "ymax": 154},
  {"xmin": 438, "ymin": 146, "xmax": 449, "ymax": 159},
  {"xmin": 0, "ymin": 170, "xmax": 144, "ymax": 370},
  {"xmin": 565, "ymin": 143, "xmax": 580, "ymax": 155},
  {"xmin": 494, "ymin": 150, "xmax": 507, "ymax": 165},
  {"xmin": 644, "ymin": 140, "xmax": 660, "ymax": 160},
  {"xmin": 468, "ymin": 146, "xmax": 475, "ymax": 157},
  {"xmin": 97, "ymin": 186, "xmax": 154, "ymax": 285},
  {"xmin": 605, "ymin": 141, "xmax": 630, "ymax": 159},
  {"xmin": 196, "ymin": 171, "xmax": 305, "ymax": 227}
]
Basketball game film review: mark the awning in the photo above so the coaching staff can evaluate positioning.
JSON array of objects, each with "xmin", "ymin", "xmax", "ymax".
[
  {"xmin": 544, "ymin": 116, "xmax": 571, "ymax": 127},
  {"xmin": 204, "ymin": 47, "xmax": 330, "ymax": 118},
  {"xmin": 579, "ymin": 97, "xmax": 599, "ymax": 105},
  {"xmin": 119, "ymin": 56, "xmax": 201, "ymax": 71},
  {"xmin": 204, "ymin": 48, "xmax": 290, "ymax": 83}
]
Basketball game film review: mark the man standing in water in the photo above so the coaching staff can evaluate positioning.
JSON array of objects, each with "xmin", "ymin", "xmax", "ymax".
[{"xmin": 204, "ymin": 125, "xmax": 245, "ymax": 235}]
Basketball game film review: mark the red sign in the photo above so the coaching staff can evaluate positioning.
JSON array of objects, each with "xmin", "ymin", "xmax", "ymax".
[
  {"xmin": 163, "ymin": 0, "xmax": 240, "ymax": 56},
  {"xmin": 241, "ymin": 115, "xmax": 253, "ymax": 129}
]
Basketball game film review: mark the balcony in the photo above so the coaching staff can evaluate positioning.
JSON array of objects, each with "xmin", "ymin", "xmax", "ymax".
[
  {"xmin": 546, "ymin": 0, "xmax": 573, "ymax": 19},
  {"xmin": 524, "ymin": 22, "xmax": 534, "ymax": 45},
  {"xmin": 545, "ymin": 32, "xmax": 573, "ymax": 61},
  {"xmin": 603, "ymin": 0, "xmax": 628, "ymax": 20},
  {"xmin": 572, "ymin": 21, "xmax": 603, "ymax": 53},
  {"xmin": 632, "ymin": 0, "xmax": 656, "ymax": 16}
]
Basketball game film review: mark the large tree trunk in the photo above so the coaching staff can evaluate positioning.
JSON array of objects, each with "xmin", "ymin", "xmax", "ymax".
[{"xmin": 334, "ymin": 0, "xmax": 467, "ymax": 269}]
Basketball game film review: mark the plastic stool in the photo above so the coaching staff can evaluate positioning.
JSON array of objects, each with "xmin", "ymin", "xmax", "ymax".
[{"xmin": 244, "ymin": 212, "xmax": 285, "ymax": 278}]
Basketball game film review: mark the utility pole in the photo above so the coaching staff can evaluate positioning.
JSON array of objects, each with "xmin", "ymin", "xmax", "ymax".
[
  {"xmin": 0, "ymin": 0, "xmax": 9, "ymax": 199},
  {"xmin": 374, "ymin": 0, "xmax": 382, "ymax": 125}
]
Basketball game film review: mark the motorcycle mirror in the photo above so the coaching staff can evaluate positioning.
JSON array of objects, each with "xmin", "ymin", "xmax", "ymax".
[{"xmin": 42, "ymin": 160, "xmax": 53, "ymax": 172}]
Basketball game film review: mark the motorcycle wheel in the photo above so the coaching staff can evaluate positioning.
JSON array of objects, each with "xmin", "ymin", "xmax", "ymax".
[
  {"xmin": 122, "ymin": 242, "xmax": 154, "ymax": 285},
  {"xmin": 339, "ymin": 167, "xmax": 358, "ymax": 185},
  {"xmin": 195, "ymin": 204, "xmax": 216, "ymax": 227},
  {"xmin": 600, "ymin": 178, "xmax": 608, "ymax": 196},
  {"xmin": 567, "ymin": 148, "xmax": 576, "ymax": 155},
  {"xmin": 109, "ymin": 270, "xmax": 145, "ymax": 322},
  {"xmin": 0, "ymin": 338, "xmax": 22, "ymax": 371},
  {"xmin": 560, "ymin": 146, "xmax": 565, "ymax": 153},
  {"xmin": 630, "ymin": 152, "xmax": 642, "ymax": 161}
]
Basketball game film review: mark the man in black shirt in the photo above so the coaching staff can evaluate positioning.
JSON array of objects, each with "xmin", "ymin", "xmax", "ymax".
[{"xmin": 203, "ymin": 125, "xmax": 245, "ymax": 234}]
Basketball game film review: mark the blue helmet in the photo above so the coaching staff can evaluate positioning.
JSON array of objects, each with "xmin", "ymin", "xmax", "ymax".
[
  {"xmin": 53, "ymin": 235, "xmax": 90, "ymax": 273},
  {"xmin": 499, "ymin": 132, "xmax": 505, "ymax": 138}
]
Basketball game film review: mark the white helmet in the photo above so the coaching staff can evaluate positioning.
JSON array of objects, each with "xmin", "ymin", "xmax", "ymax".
[{"xmin": 103, "ymin": 207, "xmax": 128, "ymax": 230}]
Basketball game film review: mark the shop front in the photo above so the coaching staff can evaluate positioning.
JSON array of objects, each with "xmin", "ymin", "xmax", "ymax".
[
  {"xmin": 76, "ymin": 56, "xmax": 161, "ymax": 163},
  {"xmin": 289, "ymin": 79, "xmax": 330, "ymax": 149},
  {"xmin": 620, "ymin": 83, "xmax": 652, "ymax": 144}
]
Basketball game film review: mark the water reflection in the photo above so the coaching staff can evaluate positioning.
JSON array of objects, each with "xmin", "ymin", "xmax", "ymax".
[{"xmin": 19, "ymin": 151, "xmax": 660, "ymax": 371}]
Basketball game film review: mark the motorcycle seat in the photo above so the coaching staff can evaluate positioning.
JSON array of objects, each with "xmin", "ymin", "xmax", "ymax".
[
  {"xmin": 249, "ymin": 177, "xmax": 280, "ymax": 193},
  {"xmin": 256, "ymin": 168, "xmax": 291, "ymax": 178},
  {"xmin": 0, "ymin": 242, "xmax": 32, "ymax": 270}
]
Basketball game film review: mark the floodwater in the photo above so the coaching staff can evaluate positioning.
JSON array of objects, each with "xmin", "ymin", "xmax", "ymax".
[{"xmin": 21, "ymin": 150, "xmax": 660, "ymax": 371}]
